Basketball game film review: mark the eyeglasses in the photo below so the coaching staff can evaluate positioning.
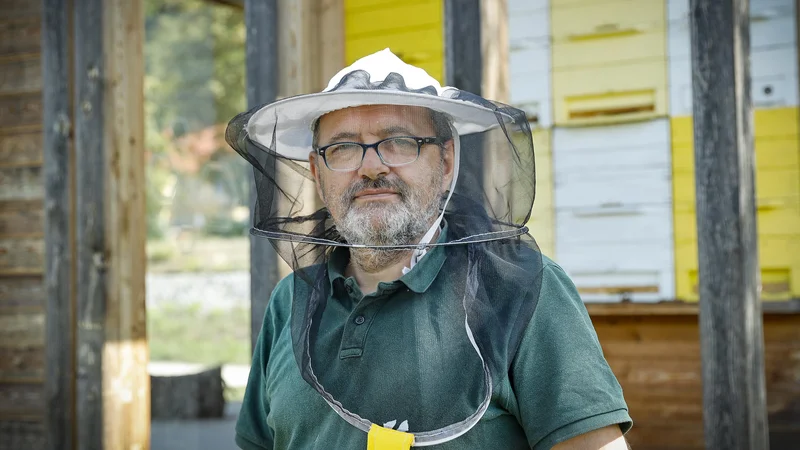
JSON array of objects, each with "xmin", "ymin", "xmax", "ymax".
[{"xmin": 315, "ymin": 136, "xmax": 445, "ymax": 172}]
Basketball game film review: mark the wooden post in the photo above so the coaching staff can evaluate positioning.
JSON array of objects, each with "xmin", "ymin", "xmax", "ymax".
[
  {"xmin": 316, "ymin": 0, "xmax": 345, "ymax": 90},
  {"xmin": 480, "ymin": 0, "xmax": 508, "ymax": 104},
  {"xmin": 479, "ymin": 0, "xmax": 511, "ymax": 217},
  {"xmin": 445, "ymin": 0, "xmax": 482, "ymax": 96},
  {"xmin": 102, "ymin": 0, "xmax": 149, "ymax": 448},
  {"xmin": 689, "ymin": 0, "xmax": 770, "ymax": 448},
  {"xmin": 73, "ymin": 0, "xmax": 106, "ymax": 446},
  {"xmin": 245, "ymin": 0, "xmax": 280, "ymax": 350},
  {"xmin": 444, "ymin": 0, "xmax": 484, "ymax": 202},
  {"xmin": 42, "ymin": 0, "xmax": 75, "ymax": 449}
]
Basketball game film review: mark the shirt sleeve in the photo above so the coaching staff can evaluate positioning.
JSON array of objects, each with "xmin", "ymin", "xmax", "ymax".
[
  {"xmin": 235, "ymin": 276, "xmax": 293, "ymax": 449},
  {"xmin": 511, "ymin": 262, "xmax": 633, "ymax": 450}
]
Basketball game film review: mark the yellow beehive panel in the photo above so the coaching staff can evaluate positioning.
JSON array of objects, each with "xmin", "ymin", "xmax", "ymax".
[
  {"xmin": 678, "ymin": 237, "xmax": 800, "ymax": 302},
  {"xmin": 550, "ymin": 0, "xmax": 668, "ymax": 125},
  {"xmin": 528, "ymin": 128, "xmax": 554, "ymax": 258},
  {"xmin": 672, "ymin": 107, "xmax": 800, "ymax": 301},
  {"xmin": 345, "ymin": 0, "xmax": 444, "ymax": 82},
  {"xmin": 551, "ymin": 2, "xmax": 666, "ymax": 67},
  {"xmin": 345, "ymin": 0, "xmax": 442, "ymax": 37}
]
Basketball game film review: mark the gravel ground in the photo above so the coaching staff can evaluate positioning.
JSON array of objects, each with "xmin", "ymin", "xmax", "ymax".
[{"xmin": 146, "ymin": 271, "xmax": 250, "ymax": 311}]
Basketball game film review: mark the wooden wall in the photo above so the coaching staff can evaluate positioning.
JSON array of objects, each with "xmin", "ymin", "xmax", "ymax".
[
  {"xmin": 0, "ymin": 0, "xmax": 48, "ymax": 448},
  {"xmin": 589, "ymin": 305, "xmax": 800, "ymax": 450},
  {"xmin": 1, "ymin": 1, "xmax": 148, "ymax": 448}
]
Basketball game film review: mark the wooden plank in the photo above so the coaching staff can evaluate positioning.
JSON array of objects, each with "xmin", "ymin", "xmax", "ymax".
[
  {"xmin": 278, "ymin": 0, "xmax": 316, "ymax": 97},
  {"xmin": 592, "ymin": 313, "xmax": 800, "ymax": 448},
  {"xmin": 624, "ymin": 423, "xmax": 705, "ymax": 450},
  {"xmin": 0, "ymin": 275, "xmax": 44, "ymax": 309},
  {"xmin": 0, "ymin": 312, "xmax": 44, "ymax": 349},
  {"xmin": 0, "ymin": 0, "xmax": 42, "ymax": 20},
  {"xmin": 592, "ymin": 315, "xmax": 702, "ymax": 341},
  {"xmin": 74, "ymin": 0, "xmax": 105, "ymax": 446},
  {"xmin": 245, "ymin": 0, "xmax": 281, "ymax": 352},
  {"xmin": 0, "ymin": 347, "xmax": 45, "ymax": 380},
  {"xmin": 0, "ymin": 130, "xmax": 42, "ymax": 168},
  {"xmin": 690, "ymin": 0, "xmax": 769, "ymax": 447},
  {"xmin": 480, "ymin": 0, "xmax": 507, "ymax": 103},
  {"xmin": 317, "ymin": 0, "xmax": 345, "ymax": 89},
  {"xmin": 101, "ymin": 1, "xmax": 149, "ymax": 448},
  {"xmin": 586, "ymin": 299, "xmax": 800, "ymax": 316},
  {"xmin": 0, "ymin": 237, "xmax": 44, "ymax": 273},
  {"xmin": 41, "ymin": 0, "xmax": 74, "ymax": 449},
  {"xmin": 0, "ymin": 167, "xmax": 42, "ymax": 201},
  {"xmin": 0, "ymin": 18, "xmax": 41, "ymax": 57},
  {"xmin": 0, "ymin": 199, "xmax": 43, "ymax": 236},
  {"xmin": 0, "ymin": 55, "xmax": 41, "ymax": 95},
  {"xmin": 0, "ymin": 382, "xmax": 44, "ymax": 416},
  {"xmin": 0, "ymin": 420, "xmax": 46, "ymax": 450},
  {"xmin": 0, "ymin": 93, "xmax": 42, "ymax": 128}
]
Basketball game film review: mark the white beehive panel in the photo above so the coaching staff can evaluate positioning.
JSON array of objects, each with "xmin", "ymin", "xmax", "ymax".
[
  {"xmin": 553, "ymin": 119, "xmax": 675, "ymax": 301},
  {"xmin": 752, "ymin": 46, "xmax": 800, "ymax": 107},
  {"xmin": 555, "ymin": 239, "xmax": 676, "ymax": 302},
  {"xmin": 557, "ymin": 204, "xmax": 673, "ymax": 244},
  {"xmin": 553, "ymin": 119, "xmax": 673, "ymax": 208},
  {"xmin": 667, "ymin": 0, "xmax": 798, "ymax": 115},
  {"xmin": 508, "ymin": 0, "xmax": 552, "ymax": 127},
  {"xmin": 555, "ymin": 168, "xmax": 671, "ymax": 208}
]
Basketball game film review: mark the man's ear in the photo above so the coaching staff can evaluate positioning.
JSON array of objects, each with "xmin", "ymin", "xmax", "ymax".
[
  {"xmin": 309, "ymin": 152, "xmax": 325, "ymax": 203},
  {"xmin": 440, "ymin": 139, "xmax": 456, "ymax": 192}
]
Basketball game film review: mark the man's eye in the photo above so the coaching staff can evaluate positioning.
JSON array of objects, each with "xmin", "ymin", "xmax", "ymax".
[
  {"xmin": 328, "ymin": 144, "xmax": 358, "ymax": 155},
  {"xmin": 384, "ymin": 138, "xmax": 417, "ymax": 151}
]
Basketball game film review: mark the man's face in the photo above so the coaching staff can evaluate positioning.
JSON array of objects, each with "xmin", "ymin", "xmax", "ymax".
[{"xmin": 309, "ymin": 105, "xmax": 455, "ymax": 246}]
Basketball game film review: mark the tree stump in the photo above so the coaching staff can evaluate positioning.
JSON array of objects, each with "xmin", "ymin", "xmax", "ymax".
[{"xmin": 150, "ymin": 365, "xmax": 226, "ymax": 420}]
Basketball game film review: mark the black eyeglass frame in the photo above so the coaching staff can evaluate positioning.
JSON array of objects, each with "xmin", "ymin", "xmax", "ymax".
[{"xmin": 314, "ymin": 136, "xmax": 446, "ymax": 172}]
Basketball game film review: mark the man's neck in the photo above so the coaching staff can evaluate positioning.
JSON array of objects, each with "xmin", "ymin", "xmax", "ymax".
[
  {"xmin": 345, "ymin": 227, "xmax": 441, "ymax": 295},
  {"xmin": 345, "ymin": 250, "xmax": 412, "ymax": 295}
]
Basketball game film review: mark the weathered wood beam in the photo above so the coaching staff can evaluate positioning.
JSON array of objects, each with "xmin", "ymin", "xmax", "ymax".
[
  {"xmin": 245, "ymin": 0, "xmax": 280, "ymax": 350},
  {"xmin": 445, "ymin": 0, "xmax": 484, "ymax": 206},
  {"xmin": 42, "ymin": 0, "xmax": 74, "ymax": 448},
  {"xmin": 480, "ymin": 0, "xmax": 508, "ymax": 104},
  {"xmin": 689, "ymin": 0, "xmax": 769, "ymax": 448},
  {"xmin": 102, "ymin": 0, "xmax": 149, "ymax": 448},
  {"xmin": 73, "ymin": 0, "xmax": 105, "ymax": 446},
  {"xmin": 316, "ymin": 0, "xmax": 344, "ymax": 90},
  {"xmin": 445, "ymin": 0, "xmax": 482, "ymax": 95}
]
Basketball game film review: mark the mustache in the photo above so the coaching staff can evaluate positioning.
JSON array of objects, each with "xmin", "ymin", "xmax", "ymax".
[{"xmin": 344, "ymin": 177, "xmax": 409, "ymax": 202}]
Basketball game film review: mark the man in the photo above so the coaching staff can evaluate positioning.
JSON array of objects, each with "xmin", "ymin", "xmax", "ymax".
[{"xmin": 228, "ymin": 49, "xmax": 632, "ymax": 449}]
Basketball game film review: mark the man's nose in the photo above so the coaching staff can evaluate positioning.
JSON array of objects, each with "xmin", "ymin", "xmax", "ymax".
[{"xmin": 357, "ymin": 146, "xmax": 390, "ymax": 179}]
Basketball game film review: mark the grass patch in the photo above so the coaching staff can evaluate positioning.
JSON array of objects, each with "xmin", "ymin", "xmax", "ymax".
[
  {"xmin": 147, "ymin": 236, "xmax": 249, "ymax": 273},
  {"xmin": 148, "ymin": 302, "xmax": 251, "ymax": 366}
]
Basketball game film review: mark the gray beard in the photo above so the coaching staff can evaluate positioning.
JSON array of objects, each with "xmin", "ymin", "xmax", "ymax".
[
  {"xmin": 340, "ymin": 199, "xmax": 433, "ymax": 272},
  {"xmin": 329, "ymin": 166, "xmax": 444, "ymax": 273}
]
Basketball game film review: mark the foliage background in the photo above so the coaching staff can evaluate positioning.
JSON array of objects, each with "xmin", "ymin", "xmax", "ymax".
[
  {"xmin": 144, "ymin": 0, "xmax": 251, "ymax": 376},
  {"xmin": 145, "ymin": 0, "xmax": 248, "ymax": 242}
]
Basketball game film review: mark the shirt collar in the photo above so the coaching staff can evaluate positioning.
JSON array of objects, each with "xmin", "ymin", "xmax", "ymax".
[{"xmin": 327, "ymin": 222, "xmax": 449, "ymax": 295}]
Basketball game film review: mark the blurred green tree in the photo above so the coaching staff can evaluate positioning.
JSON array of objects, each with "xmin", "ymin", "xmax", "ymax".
[{"xmin": 145, "ymin": 0, "xmax": 247, "ymax": 239}]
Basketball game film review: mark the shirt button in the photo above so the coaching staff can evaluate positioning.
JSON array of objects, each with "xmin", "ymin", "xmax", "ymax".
[
  {"xmin": 354, "ymin": 315, "xmax": 366, "ymax": 325},
  {"xmin": 346, "ymin": 285, "xmax": 354, "ymax": 294}
]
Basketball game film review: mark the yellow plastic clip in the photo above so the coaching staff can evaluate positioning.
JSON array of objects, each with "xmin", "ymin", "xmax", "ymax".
[{"xmin": 367, "ymin": 424, "xmax": 415, "ymax": 450}]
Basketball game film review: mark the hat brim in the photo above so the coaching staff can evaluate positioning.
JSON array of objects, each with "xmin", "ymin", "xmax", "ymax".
[{"xmin": 246, "ymin": 90, "xmax": 513, "ymax": 161}]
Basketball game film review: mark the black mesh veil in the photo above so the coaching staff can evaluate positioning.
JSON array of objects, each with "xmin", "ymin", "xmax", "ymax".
[{"xmin": 226, "ymin": 61, "xmax": 544, "ymax": 446}]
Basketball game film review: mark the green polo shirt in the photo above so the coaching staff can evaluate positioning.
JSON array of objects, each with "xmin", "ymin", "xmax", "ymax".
[{"xmin": 235, "ymin": 235, "xmax": 632, "ymax": 449}]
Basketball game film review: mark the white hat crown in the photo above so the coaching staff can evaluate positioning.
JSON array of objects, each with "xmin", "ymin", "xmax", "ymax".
[{"xmin": 323, "ymin": 48, "xmax": 450, "ymax": 95}]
